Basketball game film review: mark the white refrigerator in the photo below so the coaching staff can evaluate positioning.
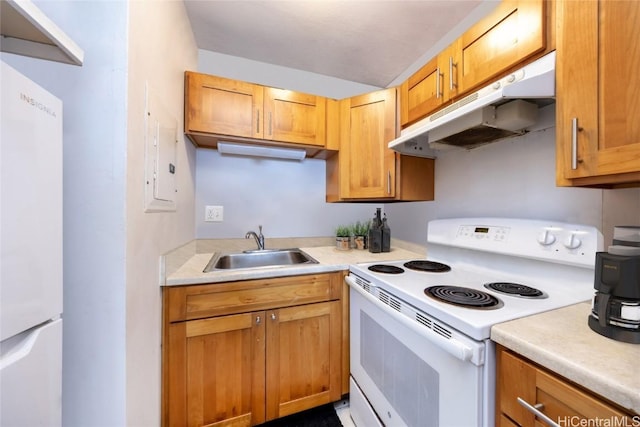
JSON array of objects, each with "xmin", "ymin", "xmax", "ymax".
[{"xmin": 0, "ymin": 61, "xmax": 63, "ymax": 426}]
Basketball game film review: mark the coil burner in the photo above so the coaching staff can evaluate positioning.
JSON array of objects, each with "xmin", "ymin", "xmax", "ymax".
[
  {"xmin": 484, "ymin": 282, "xmax": 547, "ymax": 299},
  {"xmin": 403, "ymin": 260, "xmax": 451, "ymax": 273},
  {"xmin": 368, "ymin": 264, "xmax": 405, "ymax": 274},
  {"xmin": 425, "ymin": 285, "xmax": 504, "ymax": 309}
]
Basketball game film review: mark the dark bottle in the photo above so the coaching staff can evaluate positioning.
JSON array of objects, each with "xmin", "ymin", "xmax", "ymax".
[
  {"xmin": 381, "ymin": 213, "xmax": 391, "ymax": 252},
  {"xmin": 368, "ymin": 208, "xmax": 383, "ymax": 253}
]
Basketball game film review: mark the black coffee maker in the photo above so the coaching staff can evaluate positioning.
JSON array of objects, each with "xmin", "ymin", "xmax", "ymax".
[{"xmin": 588, "ymin": 226, "xmax": 640, "ymax": 344}]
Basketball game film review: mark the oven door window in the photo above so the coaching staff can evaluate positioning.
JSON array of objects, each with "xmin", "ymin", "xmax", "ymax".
[{"xmin": 350, "ymin": 287, "xmax": 484, "ymax": 427}]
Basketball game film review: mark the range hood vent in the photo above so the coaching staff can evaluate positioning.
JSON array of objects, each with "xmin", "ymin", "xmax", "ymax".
[
  {"xmin": 1, "ymin": 0, "xmax": 84, "ymax": 66},
  {"xmin": 389, "ymin": 51, "xmax": 556, "ymax": 157}
]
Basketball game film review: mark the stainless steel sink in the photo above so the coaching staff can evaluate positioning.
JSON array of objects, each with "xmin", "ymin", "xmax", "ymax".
[{"xmin": 203, "ymin": 248, "xmax": 318, "ymax": 271}]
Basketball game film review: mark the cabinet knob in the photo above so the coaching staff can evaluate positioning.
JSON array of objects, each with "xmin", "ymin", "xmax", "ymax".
[
  {"xmin": 271, "ymin": 313, "xmax": 276, "ymax": 321},
  {"xmin": 256, "ymin": 315, "xmax": 261, "ymax": 324}
]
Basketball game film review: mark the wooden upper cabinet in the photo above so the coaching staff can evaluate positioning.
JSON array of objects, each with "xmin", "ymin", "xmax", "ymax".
[
  {"xmin": 400, "ymin": 41, "xmax": 460, "ymax": 127},
  {"xmin": 399, "ymin": 0, "xmax": 545, "ymax": 127},
  {"xmin": 185, "ymin": 72, "xmax": 263, "ymax": 139},
  {"xmin": 458, "ymin": 0, "xmax": 545, "ymax": 94},
  {"xmin": 326, "ymin": 87, "xmax": 435, "ymax": 202},
  {"xmin": 556, "ymin": 0, "xmax": 640, "ymax": 187},
  {"xmin": 339, "ymin": 88, "xmax": 398, "ymax": 199},
  {"xmin": 184, "ymin": 72, "xmax": 327, "ymax": 149},
  {"xmin": 264, "ymin": 88, "xmax": 326, "ymax": 147}
]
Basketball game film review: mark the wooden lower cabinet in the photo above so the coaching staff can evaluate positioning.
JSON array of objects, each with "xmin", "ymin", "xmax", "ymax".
[
  {"xmin": 162, "ymin": 273, "xmax": 345, "ymax": 427},
  {"xmin": 496, "ymin": 345, "xmax": 637, "ymax": 426}
]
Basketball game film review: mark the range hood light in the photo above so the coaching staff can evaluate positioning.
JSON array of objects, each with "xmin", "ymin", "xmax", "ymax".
[{"xmin": 217, "ymin": 142, "xmax": 306, "ymax": 161}]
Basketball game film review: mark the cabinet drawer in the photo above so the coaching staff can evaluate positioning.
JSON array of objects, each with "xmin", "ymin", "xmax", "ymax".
[
  {"xmin": 165, "ymin": 273, "xmax": 343, "ymax": 322},
  {"xmin": 497, "ymin": 346, "xmax": 636, "ymax": 427}
]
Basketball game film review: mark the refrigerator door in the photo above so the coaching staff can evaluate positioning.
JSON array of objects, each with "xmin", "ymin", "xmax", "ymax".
[
  {"xmin": 0, "ymin": 61, "xmax": 63, "ymax": 342},
  {"xmin": 0, "ymin": 318, "xmax": 62, "ymax": 426}
]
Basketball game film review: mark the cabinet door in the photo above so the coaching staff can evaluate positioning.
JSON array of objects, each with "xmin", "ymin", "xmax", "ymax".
[
  {"xmin": 265, "ymin": 301, "xmax": 341, "ymax": 421},
  {"xmin": 264, "ymin": 88, "xmax": 326, "ymax": 147},
  {"xmin": 400, "ymin": 41, "xmax": 460, "ymax": 127},
  {"xmin": 185, "ymin": 72, "xmax": 263, "ymax": 139},
  {"xmin": 557, "ymin": 0, "xmax": 640, "ymax": 185},
  {"xmin": 496, "ymin": 349, "xmax": 536, "ymax": 427},
  {"xmin": 169, "ymin": 312, "xmax": 266, "ymax": 427},
  {"xmin": 458, "ymin": 0, "xmax": 545, "ymax": 93},
  {"xmin": 339, "ymin": 88, "xmax": 397, "ymax": 199}
]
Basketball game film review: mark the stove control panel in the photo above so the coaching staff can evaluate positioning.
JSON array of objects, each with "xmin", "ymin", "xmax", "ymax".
[
  {"xmin": 456, "ymin": 225, "xmax": 510, "ymax": 242},
  {"xmin": 428, "ymin": 218, "xmax": 604, "ymax": 268}
]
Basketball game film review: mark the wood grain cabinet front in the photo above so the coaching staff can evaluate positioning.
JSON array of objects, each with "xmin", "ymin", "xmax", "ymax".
[
  {"xmin": 185, "ymin": 72, "xmax": 327, "ymax": 150},
  {"xmin": 400, "ymin": 0, "xmax": 546, "ymax": 127},
  {"xmin": 556, "ymin": 0, "xmax": 640, "ymax": 187},
  {"xmin": 496, "ymin": 346, "xmax": 637, "ymax": 427},
  {"xmin": 400, "ymin": 41, "xmax": 460, "ymax": 127},
  {"xmin": 162, "ymin": 272, "xmax": 345, "ymax": 427},
  {"xmin": 326, "ymin": 87, "xmax": 435, "ymax": 202}
]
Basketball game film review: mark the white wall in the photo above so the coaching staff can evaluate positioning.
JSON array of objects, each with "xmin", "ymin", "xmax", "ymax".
[
  {"xmin": 126, "ymin": 2, "xmax": 197, "ymax": 425},
  {"xmin": 198, "ymin": 49, "xmax": 381, "ymax": 99},
  {"xmin": 196, "ymin": 150, "xmax": 379, "ymax": 239},
  {"xmin": 2, "ymin": 2, "xmax": 128, "ymax": 425}
]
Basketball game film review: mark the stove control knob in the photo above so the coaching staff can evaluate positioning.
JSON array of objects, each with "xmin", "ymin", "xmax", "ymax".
[
  {"xmin": 537, "ymin": 230, "xmax": 556, "ymax": 246},
  {"xmin": 563, "ymin": 232, "xmax": 582, "ymax": 250}
]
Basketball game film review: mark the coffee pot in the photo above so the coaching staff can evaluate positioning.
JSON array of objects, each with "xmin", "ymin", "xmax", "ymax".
[{"xmin": 588, "ymin": 226, "xmax": 640, "ymax": 343}]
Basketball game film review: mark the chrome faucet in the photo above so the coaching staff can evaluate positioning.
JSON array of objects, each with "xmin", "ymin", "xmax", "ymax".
[{"xmin": 245, "ymin": 225, "xmax": 265, "ymax": 250}]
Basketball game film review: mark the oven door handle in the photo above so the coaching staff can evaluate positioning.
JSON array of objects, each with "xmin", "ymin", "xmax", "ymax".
[{"xmin": 346, "ymin": 276, "xmax": 474, "ymax": 363}]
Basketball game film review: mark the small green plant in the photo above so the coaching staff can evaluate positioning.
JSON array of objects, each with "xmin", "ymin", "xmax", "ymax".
[
  {"xmin": 335, "ymin": 225, "xmax": 351, "ymax": 238},
  {"xmin": 352, "ymin": 220, "xmax": 370, "ymax": 236}
]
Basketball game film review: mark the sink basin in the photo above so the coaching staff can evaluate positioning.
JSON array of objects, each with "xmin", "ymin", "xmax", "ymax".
[{"xmin": 203, "ymin": 248, "xmax": 318, "ymax": 271}]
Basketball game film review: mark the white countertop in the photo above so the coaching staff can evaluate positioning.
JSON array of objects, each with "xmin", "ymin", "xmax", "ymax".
[
  {"xmin": 491, "ymin": 302, "xmax": 640, "ymax": 415},
  {"xmin": 163, "ymin": 245, "xmax": 423, "ymax": 286}
]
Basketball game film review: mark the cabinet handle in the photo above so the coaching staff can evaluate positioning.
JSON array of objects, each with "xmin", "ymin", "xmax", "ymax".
[
  {"xmin": 268, "ymin": 112, "xmax": 272, "ymax": 136},
  {"xmin": 436, "ymin": 67, "xmax": 442, "ymax": 99},
  {"xmin": 449, "ymin": 57, "xmax": 457, "ymax": 91},
  {"xmin": 256, "ymin": 315, "xmax": 261, "ymax": 324},
  {"xmin": 256, "ymin": 109, "xmax": 260, "ymax": 133},
  {"xmin": 571, "ymin": 117, "xmax": 580, "ymax": 170},
  {"xmin": 517, "ymin": 397, "xmax": 560, "ymax": 427},
  {"xmin": 387, "ymin": 170, "xmax": 392, "ymax": 195},
  {"xmin": 270, "ymin": 313, "xmax": 276, "ymax": 321}
]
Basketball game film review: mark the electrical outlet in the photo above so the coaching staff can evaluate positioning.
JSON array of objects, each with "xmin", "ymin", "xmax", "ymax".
[{"xmin": 205, "ymin": 205, "xmax": 223, "ymax": 222}]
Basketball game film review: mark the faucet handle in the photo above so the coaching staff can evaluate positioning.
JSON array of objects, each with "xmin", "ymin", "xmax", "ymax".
[{"xmin": 259, "ymin": 225, "xmax": 263, "ymax": 235}]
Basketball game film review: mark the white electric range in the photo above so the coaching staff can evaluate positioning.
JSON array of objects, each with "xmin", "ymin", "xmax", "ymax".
[{"xmin": 346, "ymin": 217, "xmax": 603, "ymax": 427}]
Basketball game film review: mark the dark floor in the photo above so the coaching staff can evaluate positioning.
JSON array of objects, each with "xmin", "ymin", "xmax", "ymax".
[{"xmin": 257, "ymin": 404, "xmax": 343, "ymax": 427}]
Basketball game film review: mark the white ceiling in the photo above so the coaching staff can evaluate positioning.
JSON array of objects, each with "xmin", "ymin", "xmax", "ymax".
[{"xmin": 184, "ymin": 0, "xmax": 500, "ymax": 88}]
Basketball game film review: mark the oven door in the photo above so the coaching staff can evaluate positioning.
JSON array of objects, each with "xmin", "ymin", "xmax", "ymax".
[{"xmin": 347, "ymin": 275, "xmax": 487, "ymax": 427}]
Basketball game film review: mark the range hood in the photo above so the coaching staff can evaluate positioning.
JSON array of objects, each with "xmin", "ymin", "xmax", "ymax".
[
  {"xmin": 389, "ymin": 51, "xmax": 556, "ymax": 158},
  {"xmin": 1, "ymin": 0, "xmax": 84, "ymax": 65}
]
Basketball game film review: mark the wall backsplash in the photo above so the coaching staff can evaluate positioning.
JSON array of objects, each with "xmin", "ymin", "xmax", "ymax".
[
  {"xmin": 195, "ymin": 149, "xmax": 380, "ymax": 239},
  {"xmin": 386, "ymin": 123, "xmax": 640, "ymax": 247}
]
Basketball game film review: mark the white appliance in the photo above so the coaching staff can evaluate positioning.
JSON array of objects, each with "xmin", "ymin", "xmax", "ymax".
[
  {"xmin": 1, "ymin": 61, "xmax": 63, "ymax": 426},
  {"xmin": 347, "ymin": 217, "xmax": 603, "ymax": 427},
  {"xmin": 388, "ymin": 51, "xmax": 556, "ymax": 157}
]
